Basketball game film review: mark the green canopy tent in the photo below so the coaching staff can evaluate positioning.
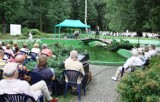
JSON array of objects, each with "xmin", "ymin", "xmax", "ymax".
[{"xmin": 55, "ymin": 19, "xmax": 90, "ymax": 38}]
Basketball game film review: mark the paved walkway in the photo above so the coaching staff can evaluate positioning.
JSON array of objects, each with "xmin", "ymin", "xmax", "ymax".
[{"xmin": 71, "ymin": 65, "xmax": 119, "ymax": 102}]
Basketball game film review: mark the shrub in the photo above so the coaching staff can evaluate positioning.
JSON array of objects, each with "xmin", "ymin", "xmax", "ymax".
[
  {"xmin": 22, "ymin": 27, "xmax": 30, "ymax": 36},
  {"xmin": 29, "ymin": 29, "xmax": 41, "ymax": 35},
  {"xmin": 105, "ymin": 39, "xmax": 134, "ymax": 51},
  {"xmin": 18, "ymin": 35, "xmax": 28, "ymax": 39},
  {"xmin": 117, "ymin": 55, "xmax": 160, "ymax": 102},
  {"xmin": 22, "ymin": 28, "xmax": 41, "ymax": 37}
]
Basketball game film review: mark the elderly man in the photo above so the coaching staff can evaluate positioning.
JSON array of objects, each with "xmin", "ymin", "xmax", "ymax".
[
  {"xmin": 41, "ymin": 44, "xmax": 53, "ymax": 57},
  {"xmin": 112, "ymin": 49, "xmax": 145, "ymax": 81},
  {"xmin": 64, "ymin": 50, "xmax": 85, "ymax": 76},
  {"xmin": 0, "ymin": 62, "xmax": 58, "ymax": 102},
  {"xmin": 64, "ymin": 50, "xmax": 85, "ymax": 94}
]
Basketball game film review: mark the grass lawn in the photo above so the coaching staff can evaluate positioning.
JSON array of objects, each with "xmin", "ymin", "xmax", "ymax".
[{"xmin": 41, "ymin": 38, "xmax": 127, "ymax": 62}]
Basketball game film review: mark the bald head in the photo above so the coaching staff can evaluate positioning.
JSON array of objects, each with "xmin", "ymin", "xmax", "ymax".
[
  {"xmin": 3, "ymin": 62, "xmax": 18, "ymax": 77},
  {"xmin": 15, "ymin": 54, "xmax": 26, "ymax": 63}
]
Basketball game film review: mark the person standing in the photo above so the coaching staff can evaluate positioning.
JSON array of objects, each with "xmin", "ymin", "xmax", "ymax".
[{"xmin": 95, "ymin": 26, "xmax": 100, "ymax": 39}]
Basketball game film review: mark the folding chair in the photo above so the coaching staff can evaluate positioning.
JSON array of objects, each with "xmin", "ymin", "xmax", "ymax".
[
  {"xmin": 63, "ymin": 70, "xmax": 86, "ymax": 101},
  {"xmin": 0, "ymin": 94, "xmax": 36, "ymax": 102}
]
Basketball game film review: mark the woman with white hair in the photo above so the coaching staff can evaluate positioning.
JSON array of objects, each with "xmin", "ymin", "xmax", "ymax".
[
  {"xmin": 0, "ymin": 62, "xmax": 58, "ymax": 102},
  {"xmin": 112, "ymin": 49, "xmax": 145, "ymax": 81}
]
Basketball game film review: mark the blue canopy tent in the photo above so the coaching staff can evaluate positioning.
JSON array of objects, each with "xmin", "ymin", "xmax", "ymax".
[{"xmin": 55, "ymin": 19, "xmax": 90, "ymax": 38}]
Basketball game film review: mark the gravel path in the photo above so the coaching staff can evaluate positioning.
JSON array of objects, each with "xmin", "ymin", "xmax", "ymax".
[{"xmin": 71, "ymin": 65, "xmax": 119, "ymax": 102}]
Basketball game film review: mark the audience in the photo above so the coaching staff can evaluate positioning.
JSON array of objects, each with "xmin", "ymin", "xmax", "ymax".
[
  {"xmin": 31, "ymin": 43, "xmax": 40, "ymax": 54},
  {"xmin": 20, "ymin": 43, "xmax": 30, "ymax": 54},
  {"xmin": 0, "ymin": 42, "xmax": 4, "ymax": 50},
  {"xmin": 144, "ymin": 46, "xmax": 150, "ymax": 60},
  {"xmin": 15, "ymin": 54, "xmax": 28, "ymax": 71},
  {"xmin": 12, "ymin": 42, "xmax": 19, "ymax": 52},
  {"xmin": 0, "ymin": 62, "xmax": 58, "ymax": 102},
  {"xmin": 112, "ymin": 49, "xmax": 145, "ymax": 81},
  {"xmin": 0, "ymin": 50, "xmax": 7, "ymax": 69},
  {"xmin": 138, "ymin": 48, "xmax": 147, "ymax": 63},
  {"xmin": 41, "ymin": 44, "xmax": 53, "ymax": 57},
  {"xmin": 4, "ymin": 44, "xmax": 15, "ymax": 57},
  {"xmin": 33, "ymin": 55, "xmax": 55, "ymax": 92},
  {"xmin": 64, "ymin": 50, "xmax": 85, "ymax": 93},
  {"xmin": 148, "ymin": 45, "xmax": 157, "ymax": 57}
]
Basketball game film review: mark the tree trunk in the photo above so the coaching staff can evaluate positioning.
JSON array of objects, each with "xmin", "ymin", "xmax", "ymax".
[
  {"xmin": 1, "ymin": 13, "xmax": 6, "ymax": 34},
  {"xmin": 85, "ymin": 0, "xmax": 88, "ymax": 33},
  {"xmin": 39, "ymin": 1, "xmax": 42, "ymax": 32}
]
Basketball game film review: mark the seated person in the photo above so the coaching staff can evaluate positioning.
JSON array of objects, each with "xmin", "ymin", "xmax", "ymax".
[
  {"xmin": 4, "ymin": 44, "xmax": 15, "ymax": 62},
  {"xmin": 15, "ymin": 54, "xmax": 31, "ymax": 82},
  {"xmin": 15, "ymin": 54, "xmax": 28, "ymax": 71},
  {"xmin": 31, "ymin": 43, "xmax": 40, "ymax": 54},
  {"xmin": 148, "ymin": 45, "xmax": 157, "ymax": 57},
  {"xmin": 112, "ymin": 49, "xmax": 145, "ymax": 81},
  {"xmin": 0, "ymin": 42, "xmax": 4, "ymax": 50},
  {"xmin": 64, "ymin": 50, "xmax": 85, "ymax": 93},
  {"xmin": 33, "ymin": 55, "xmax": 55, "ymax": 92},
  {"xmin": 12, "ymin": 42, "xmax": 19, "ymax": 53},
  {"xmin": 4, "ymin": 43, "xmax": 15, "ymax": 57},
  {"xmin": 0, "ymin": 50, "xmax": 7, "ymax": 69},
  {"xmin": 20, "ymin": 43, "xmax": 30, "ymax": 54},
  {"xmin": 138, "ymin": 48, "xmax": 147, "ymax": 63},
  {"xmin": 0, "ymin": 62, "xmax": 58, "ymax": 102},
  {"xmin": 41, "ymin": 44, "xmax": 53, "ymax": 57},
  {"xmin": 144, "ymin": 46, "xmax": 150, "ymax": 60}
]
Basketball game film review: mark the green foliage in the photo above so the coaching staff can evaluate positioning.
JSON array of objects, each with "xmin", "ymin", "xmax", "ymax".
[
  {"xmin": 117, "ymin": 55, "xmax": 160, "ymax": 102},
  {"xmin": 0, "ymin": 0, "xmax": 25, "ymax": 33},
  {"xmin": 25, "ymin": 61, "xmax": 37, "ymax": 71},
  {"xmin": 18, "ymin": 35, "xmax": 28, "ymax": 39},
  {"xmin": 106, "ymin": 0, "xmax": 160, "ymax": 32},
  {"xmin": 22, "ymin": 27, "xmax": 30, "ymax": 36},
  {"xmin": 105, "ymin": 39, "xmax": 134, "ymax": 51}
]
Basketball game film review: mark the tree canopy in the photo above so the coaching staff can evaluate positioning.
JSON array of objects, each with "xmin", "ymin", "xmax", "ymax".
[{"xmin": 0, "ymin": 0, "xmax": 159, "ymax": 34}]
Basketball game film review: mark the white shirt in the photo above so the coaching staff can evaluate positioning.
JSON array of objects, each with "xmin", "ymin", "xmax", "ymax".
[
  {"xmin": 149, "ymin": 50, "xmax": 157, "ymax": 57},
  {"xmin": 139, "ymin": 54, "xmax": 147, "ymax": 63},
  {"xmin": 123, "ymin": 56, "xmax": 145, "ymax": 69},
  {"xmin": 31, "ymin": 48, "xmax": 40, "ymax": 54},
  {"xmin": 144, "ymin": 52, "xmax": 150, "ymax": 59},
  {"xmin": 20, "ymin": 48, "xmax": 30, "ymax": 54},
  {"xmin": 0, "ymin": 79, "xmax": 41, "ymax": 100},
  {"xmin": 65, "ymin": 59, "xmax": 85, "ymax": 75},
  {"xmin": 64, "ymin": 58, "xmax": 85, "ymax": 84}
]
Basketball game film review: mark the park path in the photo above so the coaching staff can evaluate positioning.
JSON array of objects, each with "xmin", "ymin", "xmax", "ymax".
[{"xmin": 71, "ymin": 65, "xmax": 119, "ymax": 102}]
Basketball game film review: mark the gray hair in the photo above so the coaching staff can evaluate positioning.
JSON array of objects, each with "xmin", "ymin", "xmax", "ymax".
[
  {"xmin": 3, "ymin": 62, "xmax": 18, "ymax": 77},
  {"xmin": 42, "ymin": 43, "xmax": 48, "ymax": 49},
  {"xmin": 70, "ymin": 50, "xmax": 78, "ymax": 58}
]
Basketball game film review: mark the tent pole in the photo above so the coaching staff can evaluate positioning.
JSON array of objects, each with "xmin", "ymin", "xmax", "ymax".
[
  {"xmin": 59, "ymin": 27, "xmax": 61, "ymax": 39},
  {"xmin": 54, "ymin": 26, "xmax": 56, "ymax": 39}
]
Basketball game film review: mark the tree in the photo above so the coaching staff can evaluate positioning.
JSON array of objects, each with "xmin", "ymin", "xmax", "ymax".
[
  {"xmin": 0, "ymin": 0, "xmax": 24, "ymax": 34},
  {"xmin": 79, "ymin": 0, "xmax": 97, "ymax": 28},
  {"xmin": 47, "ymin": 0, "xmax": 71, "ymax": 32},
  {"xmin": 106, "ymin": 0, "xmax": 160, "ymax": 33}
]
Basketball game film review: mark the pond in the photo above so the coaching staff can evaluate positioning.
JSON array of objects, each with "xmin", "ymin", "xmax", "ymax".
[{"xmin": 41, "ymin": 39, "xmax": 127, "ymax": 62}]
